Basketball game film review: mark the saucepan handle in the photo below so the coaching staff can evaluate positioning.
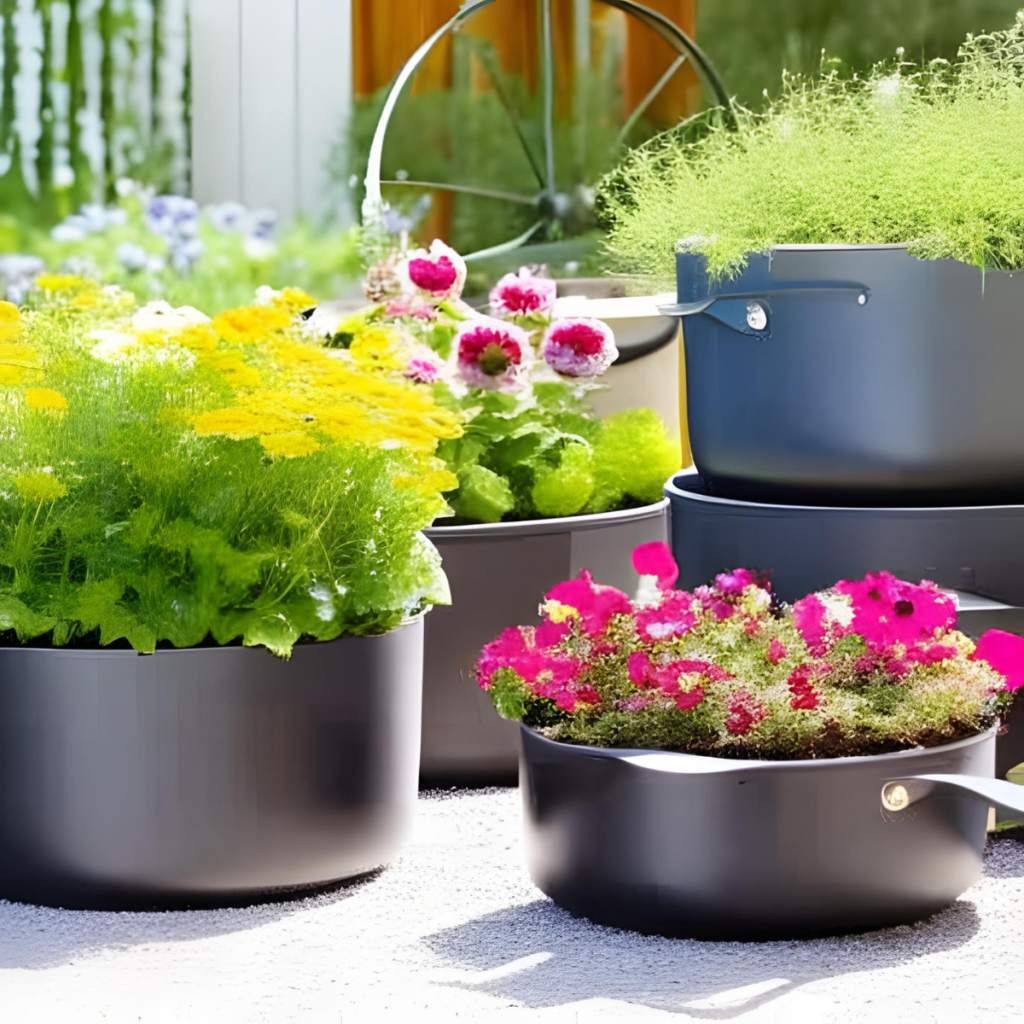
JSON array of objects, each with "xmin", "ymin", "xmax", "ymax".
[{"xmin": 883, "ymin": 774, "xmax": 1024, "ymax": 822}]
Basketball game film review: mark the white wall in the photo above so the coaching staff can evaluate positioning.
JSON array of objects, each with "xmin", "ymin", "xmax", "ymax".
[{"xmin": 189, "ymin": 0, "xmax": 353, "ymax": 222}]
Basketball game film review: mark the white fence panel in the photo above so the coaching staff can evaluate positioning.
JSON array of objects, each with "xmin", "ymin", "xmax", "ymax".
[{"xmin": 190, "ymin": 0, "xmax": 352, "ymax": 221}]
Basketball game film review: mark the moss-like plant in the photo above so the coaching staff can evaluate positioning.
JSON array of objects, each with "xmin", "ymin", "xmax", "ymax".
[
  {"xmin": 599, "ymin": 13, "xmax": 1024, "ymax": 283},
  {"xmin": 476, "ymin": 543, "xmax": 1023, "ymax": 760},
  {"xmin": 0, "ymin": 285, "xmax": 460, "ymax": 656}
]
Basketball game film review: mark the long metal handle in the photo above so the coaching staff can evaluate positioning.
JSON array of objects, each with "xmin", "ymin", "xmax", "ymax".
[
  {"xmin": 659, "ymin": 284, "xmax": 871, "ymax": 319},
  {"xmin": 883, "ymin": 774, "xmax": 1024, "ymax": 822}
]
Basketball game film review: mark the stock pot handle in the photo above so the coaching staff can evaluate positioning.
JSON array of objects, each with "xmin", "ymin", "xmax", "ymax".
[{"xmin": 882, "ymin": 774, "xmax": 1024, "ymax": 822}]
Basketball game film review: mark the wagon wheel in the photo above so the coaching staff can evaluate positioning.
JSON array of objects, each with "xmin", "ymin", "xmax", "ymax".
[{"xmin": 362, "ymin": 0, "xmax": 733, "ymax": 271}]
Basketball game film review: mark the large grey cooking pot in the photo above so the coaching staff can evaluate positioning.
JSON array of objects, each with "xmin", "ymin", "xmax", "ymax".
[
  {"xmin": 0, "ymin": 618, "xmax": 424, "ymax": 910},
  {"xmin": 421, "ymin": 501, "xmax": 669, "ymax": 787},
  {"xmin": 521, "ymin": 725, "xmax": 1024, "ymax": 940},
  {"xmin": 663, "ymin": 245, "xmax": 1024, "ymax": 504}
]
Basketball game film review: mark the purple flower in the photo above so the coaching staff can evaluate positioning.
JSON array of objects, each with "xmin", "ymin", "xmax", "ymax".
[
  {"xmin": 489, "ymin": 267, "xmax": 557, "ymax": 320},
  {"xmin": 541, "ymin": 317, "xmax": 618, "ymax": 377},
  {"xmin": 456, "ymin": 315, "xmax": 533, "ymax": 390}
]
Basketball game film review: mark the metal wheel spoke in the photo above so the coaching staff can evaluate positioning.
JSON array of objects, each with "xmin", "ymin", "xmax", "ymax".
[
  {"xmin": 616, "ymin": 53, "xmax": 688, "ymax": 149},
  {"xmin": 462, "ymin": 219, "xmax": 546, "ymax": 262},
  {"xmin": 540, "ymin": 0, "xmax": 556, "ymax": 195},
  {"xmin": 380, "ymin": 180, "xmax": 540, "ymax": 205}
]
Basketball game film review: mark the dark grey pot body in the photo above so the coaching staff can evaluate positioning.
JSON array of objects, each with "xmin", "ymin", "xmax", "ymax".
[
  {"xmin": 0, "ymin": 619, "xmax": 424, "ymax": 910},
  {"xmin": 422, "ymin": 502, "xmax": 669, "ymax": 787},
  {"xmin": 671, "ymin": 245, "xmax": 1024, "ymax": 504},
  {"xmin": 521, "ymin": 725, "xmax": 997, "ymax": 940}
]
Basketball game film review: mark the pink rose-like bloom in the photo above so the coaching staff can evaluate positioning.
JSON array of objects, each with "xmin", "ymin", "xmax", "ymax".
[
  {"xmin": 632, "ymin": 542, "xmax": 680, "ymax": 591},
  {"xmin": 541, "ymin": 317, "xmax": 618, "ymax": 378},
  {"xmin": 715, "ymin": 568, "xmax": 757, "ymax": 596},
  {"xmin": 628, "ymin": 651, "xmax": 654, "ymax": 687},
  {"xmin": 385, "ymin": 296, "xmax": 437, "ymax": 321},
  {"xmin": 836, "ymin": 572, "xmax": 957, "ymax": 651},
  {"xmin": 489, "ymin": 267, "xmax": 557, "ymax": 320},
  {"xmin": 972, "ymin": 629, "xmax": 1024, "ymax": 690},
  {"xmin": 787, "ymin": 664, "xmax": 826, "ymax": 711},
  {"xmin": 456, "ymin": 315, "xmax": 533, "ymax": 390},
  {"xmin": 400, "ymin": 239, "xmax": 467, "ymax": 304},
  {"xmin": 768, "ymin": 638, "xmax": 788, "ymax": 665},
  {"xmin": 545, "ymin": 570, "xmax": 632, "ymax": 637},
  {"xmin": 404, "ymin": 358, "xmax": 440, "ymax": 384},
  {"xmin": 695, "ymin": 585, "xmax": 734, "ymax": 621}
]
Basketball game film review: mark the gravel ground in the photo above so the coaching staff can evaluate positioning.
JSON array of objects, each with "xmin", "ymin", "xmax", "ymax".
[{"xmin": 1, "ymin": 788, "xmax": 1022, "ymax": 1024}]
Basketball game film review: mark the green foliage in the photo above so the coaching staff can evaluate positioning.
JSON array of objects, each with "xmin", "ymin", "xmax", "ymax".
[
  {"xmin": 437, "ymin": 384, "xmax": 680, "ymax": 524},
  {"xmin": 600, "ymin": 13, "xmax": 1024, "ymax": 283},
  {"xmin": 0, "ymin": 306, "xmax": 450, "ymax": 656}
]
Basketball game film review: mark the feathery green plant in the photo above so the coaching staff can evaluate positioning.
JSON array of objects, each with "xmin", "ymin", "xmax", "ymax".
[{"xmin": 599, "ymin": 12, "xmax": 1024, "ymax": 283}]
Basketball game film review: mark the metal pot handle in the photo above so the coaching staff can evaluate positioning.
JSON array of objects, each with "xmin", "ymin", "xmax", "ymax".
[
  {"xmin": 658, "ymin": 283, "xmax": 871, "ymax": 337},
  {"xmin": 883, "ymin": 774, "xmax": 1024, "ymax": 823}
]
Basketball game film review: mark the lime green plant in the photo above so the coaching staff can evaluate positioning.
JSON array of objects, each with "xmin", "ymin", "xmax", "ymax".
[
  {"xmin": 600, "ymin": 12, "xmax": 1024, "ymax": 283},
  {"xmin": 0, "ymin": 289, "xmax": 461, "ymax": 656}
]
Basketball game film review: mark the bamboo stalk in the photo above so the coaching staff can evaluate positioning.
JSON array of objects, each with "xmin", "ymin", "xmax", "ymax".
[
  {"xmin": 1, "ymin": 0, "xmax": 16, "ymax": 152},
  {"xmin": 66, "ymin": 0, "xmax": 92, "ymax": 205},
  {"xmin": 99, "ymin": 0, "xmax": 115, "ymax": 201},
  {"xmin": 35, "ymin": 0, "xmax": 56, "ymax": 221},
  {"xmin": 150, "ymin": 0, "xmax": 163, "ymax": 139}
]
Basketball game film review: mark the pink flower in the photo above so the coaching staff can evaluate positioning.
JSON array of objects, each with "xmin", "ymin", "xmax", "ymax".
[
  {"xmin": 628, "ymin": 651, "xmax": 654, "ymax": 686},
  {"xmin": 545, "ymin": 570, "xmax": 632, "ymax": 637},
  {"xmin": 972, "ymin": 629, "xmax": 1024, "ymax": 690},
  {"xmin": 535, "ymin": 619, "xmax": 571, "ymax": 650},
  {"xmin": 792, "ymin": 594, "xmax": 835, "ymax": 656},
  {"xmin": 489, "ymin": 267, "xmax": 557, "ymax": 320},
  {"xmin": 787, "ymin": 664, "xmax": 825, "ymax": 711},
  {"xmin": 635, "ymin": 591, "xmax": 697, "ymax": 643},
  {"xmin": 631, "ymin": 542, "xmax": 679, "ymax": 591},
  {"xmin": 695, "ymin": 585, "xmax": 734, "ymax": 621},
  {"xmin": 715, "ymin": 568, "xmax": 756, "ymax": 596},
  {"xmin": 725, "ymin": 689, "xmax": 768, "ymax": 735},
  {"xmin": 618, "ymin": 692, "xmax": 655, "ymax": 712},
  {"xmin": 835, "ymin": 572, "xmax": 956, "ymax": 651},
  {"xmin": 476, "ymin": 627, "xmax": 530, "ymax": 690},
  {"xmin": 399, "ymin": 239, "xmax": 466, "ymax": 304},
  {"xmin": 404, "ymin": 358, "xmax": 440, "ymax": 384},
  {"xmin": 456, "ymin": 315, "xmax": 533, "ymax": 390},
  {"xmin": 385, "ymin": 296, "xmax": 437, "ymax": 320},
  {"xmin": 541, "ymin": 317, "xmax": 618, "ymax": 378},
  {"xmin": 767, "ymin": 638, "xmax": 787, "ymax": 665}
]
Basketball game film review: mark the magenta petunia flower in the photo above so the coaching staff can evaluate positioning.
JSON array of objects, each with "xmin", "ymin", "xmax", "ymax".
[
  {"xmin": 632, "ymin": 542, "xmax": 679, "ymax": 591},
  {"xmin": 545, "ymin": 570, "xmax": 632, "ymax": 637},
  {"xmin": 535, "ymin": 619, "xmax": 571, "ymax": 650},
  {"xmin": 715, "ymin": 568, "xmax": 757, "ymax": 596},
  {"xmin": 541, "ymin": 317, "xmax": 618, "ymax": 378},
  {"xmin": 695, "ymin": 585, "xmax": 734, "ymax": 621},
  {"xmin": 792, "ymin": 593, "xmax": 832, "ymax": 655},
  {"xmin": 489, "ymin": 267, "xmax": 557, "ymax": 320},
  {"xmin": 635, "ymin": 591, "xmax": 698, "ymax": 643},
  {"xmin": 476, "ymin": 627, "xmax": 530, "ymax": 690},
  {"xmin": 628, "ymin": 651, "xmax": 654, "ymax": 687},
  {"xmin": 835, "ymin": 572, "xmax": 956, "ymax": 651},
  {"xmin": 972, "ymin": 629, "xmax": 1024, "ymax": 690},
  {"xmin": 399, "ymin": 239, "xmax": 466, "ymax": 304},
  {"xmin": 456, "ymin": 315, "xmax": 533, "ymax": 390},
  {"xmin": 767, "ymin": 638, "xmax": 788, "ymax": 665}
]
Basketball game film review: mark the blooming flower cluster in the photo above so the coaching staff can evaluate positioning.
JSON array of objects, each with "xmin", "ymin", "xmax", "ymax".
[
  {"xmin": 477, "ymin": 544, "xmax": 1023, "ymax": 759},
  {"xmin": 306, "ymin": 240, "xmax": 677, "ymax": 524}
]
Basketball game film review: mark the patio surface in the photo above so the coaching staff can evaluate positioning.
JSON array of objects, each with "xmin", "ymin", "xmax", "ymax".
[{"xmin": 1, "ymin": 788, "xmax": 1022, "ymax": 1023}]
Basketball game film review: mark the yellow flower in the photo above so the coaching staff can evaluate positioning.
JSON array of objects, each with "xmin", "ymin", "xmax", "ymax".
[
  {"xmin": 541, "ymin": 600, "xmax": 579, "ymax": 624},
  {"xmin": 0, "ymin": 341, "xmax": 40, "ymax": 386},
  {"xmin": 69, "ymin": 290, "xmax": 101, "ymax": 310},
  {"xmin": 194, "ymin": 407, "xmax": 295, "ymax": 440},
  {"xmin": 176, "ymin": 324, "xmax": 220, "ymax": 353},
  {"xmin": 35, "ymin": 274, "xmax": 87, "ymax": 293},
  {"xmin": 260, "ymin": 432, "xmax": 321, "ymax": 458},
  {"xmin": 350, "ymin": 329, "xmax": 407, "ymax": 372},
  {"xmin": 276, "ymin": 287, "xmax": 317, "ymax": 313},
  {"xmin": 212, "ymin": 305, "xmax": 291, "ymax": 345},
  {"xmin": 395, "ymin": 467, "xmax": 458, "ymax": 495},
  {"xmin": 25, "ymin": 388, "xmax": 68, "ymax": 413},
  {"xmin": 207, "ymin": 354, "xmax": 261, "ymax": 389},
  {"xmin": 15, "ymin": 471, "xmax": 67, "ymax": 502},
  {"xmin": 0, "ymin": 301, "xmax": 21, "ymax": 343}
]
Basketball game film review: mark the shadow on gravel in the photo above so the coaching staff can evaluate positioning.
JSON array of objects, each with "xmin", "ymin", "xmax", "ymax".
[
  {"xmin": 0, "ymin": 869, "xmax": 382, "ymax": 971},
  {"xmin": 424, "ymin": 895, "xmax": 981, "ymax": 1018}
]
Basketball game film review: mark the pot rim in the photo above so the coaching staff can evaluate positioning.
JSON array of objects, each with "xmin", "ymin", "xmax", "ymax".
[
  {"xmin": 666, "ymin": 469, "xmax": 1024, "ymax": 515},
  {"xmin": 425, "ymin": 497, "xmax": 669, "ymax": 540},
  {"xmin": 0, "ymin": 610, "xmax": 427, "ymax": 659},
  {"xmin": 520, "ymin": 721, "xmax": 998, "ymax": 773}
]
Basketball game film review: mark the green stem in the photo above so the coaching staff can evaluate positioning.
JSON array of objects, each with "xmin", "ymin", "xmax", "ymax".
[
  {"xmin": 99, "ymin": 0, "xmax": 115, "ymax": 201},
  {"xmin": 150, "ymin": 0, "xmax": 163, "ymax": 139},
  {"xmin": 0, "ymin": 0, "xmax": 17, "ymax": 152},
  {"xmin": 182, "ymin": 3, "xmax": 191, "ymax": 193},
  {"xmin": 35, "ymin": 0, "xmax": 56, "ymax": 221}
]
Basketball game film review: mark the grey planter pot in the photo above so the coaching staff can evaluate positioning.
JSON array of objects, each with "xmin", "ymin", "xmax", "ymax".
[
  {"xmin": 0, "ymin": 618, "xmax": 425, "ymax": 910},
  {"xmin": 521, "ymin": 725, "xmax": 1024, "ymax": 940},
  {"xmin": 663, "ymin": 245, "xmax": 1024, "ymax": 504},
  {"xmin": 421, "ymin": 501, "xmax": 669, "ymax": 787}
]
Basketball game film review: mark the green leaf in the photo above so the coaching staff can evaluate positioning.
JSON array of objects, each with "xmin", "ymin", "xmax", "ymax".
[
  {"xmin": 0, "ymin": 595, "xmax": 57, "ymax": 641},
  {"xmin": 451, "ymin": 465, "xmax": 515, "ymax": 523}
]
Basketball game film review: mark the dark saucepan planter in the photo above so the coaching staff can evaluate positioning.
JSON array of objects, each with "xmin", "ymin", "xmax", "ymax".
[
  {"xmin": 663, "ymin": 245, "xmax": 1024, "ymax": 505},
  {"xmin": 521, "ymin": 725, "xmax": 1024, "ymax": 940},
  {"xmin": 421, "ymin": 501, "xmax": 669, "ymax": 787},
  {"xmin": 0, "ymin": 618, "xmax": 424, "ymax": 910}
]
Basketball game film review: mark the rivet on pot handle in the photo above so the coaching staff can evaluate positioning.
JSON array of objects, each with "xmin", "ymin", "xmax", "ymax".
[{"xmin": 882, "ymin": 774, "xmax": 1024, "ymax": 822}]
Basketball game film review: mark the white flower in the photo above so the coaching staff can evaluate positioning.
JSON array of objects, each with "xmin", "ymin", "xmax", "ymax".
[
  {"xmin": 303, "ymin": 300, "xmax": 350, "ymax": 339},
  {"xmin": 89, "ymin": 330, "xmax": 139, "ymax": 363},
  {"xmin": 131, "ymin": 300, "xmax": 210, "ymax": 333},
  {"xmin": 254, "ymin": 285, "xmax": 283, "ymax": 307},
  {"xmin": 244, "ymin": 237, "xmax": 277, "ymax": 261}
]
